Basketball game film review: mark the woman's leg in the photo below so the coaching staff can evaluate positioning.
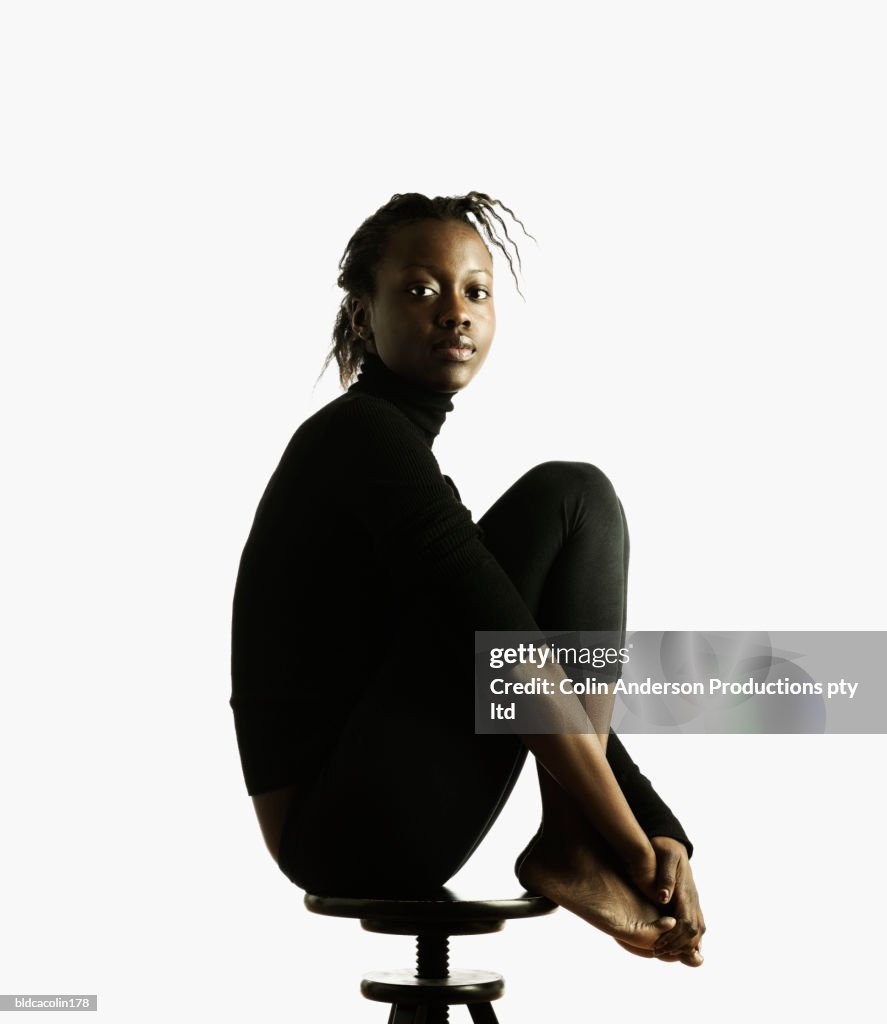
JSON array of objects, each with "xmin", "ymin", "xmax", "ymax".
[
  {"xmin": 280, "ymin": 462, "xmax": 666, "ymax": 930},
  {"xmin": 477, "ymin": 460, "xmax": 627, "ymax": 739},
  {"xmin": 277, "ymin": 463, "xmax": 607, "ymax": 891},
  {"xmin": 480, "ymin": 463, "xmax": 691, "ymax": 947},
  {"xmin": 277, "ymin": 640, "xmax": 527, "ymax": 894}
]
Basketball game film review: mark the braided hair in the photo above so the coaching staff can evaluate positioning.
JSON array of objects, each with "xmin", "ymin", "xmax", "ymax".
[{"xmin": 323, "ymin": 192, "xmax": 531, "ymax": 388}]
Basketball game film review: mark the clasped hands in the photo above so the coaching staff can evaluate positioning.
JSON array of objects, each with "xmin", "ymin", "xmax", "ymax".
[{"xmin": 625, "ymin": 836, "xmax": 706, "ymax": 967}]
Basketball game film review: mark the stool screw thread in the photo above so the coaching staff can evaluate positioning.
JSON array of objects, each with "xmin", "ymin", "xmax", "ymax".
[{"xmin": 415, "ymin": 933, "xmax": 449, "ymax": 979}]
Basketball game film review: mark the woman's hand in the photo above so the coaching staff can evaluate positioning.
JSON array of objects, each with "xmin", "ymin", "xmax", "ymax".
[
  {"xmin": 623, "ymin": 840, "xmax": 659, "ymax": 899},
  {"xmin": 649, "ymin": 836, "xmax": 706, "ymax": 963}
]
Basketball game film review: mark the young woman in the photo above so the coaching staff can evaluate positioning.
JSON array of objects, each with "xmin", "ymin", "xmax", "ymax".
[{"xmin": 230, "ymin": 192, "xmax": 705, "ymax": 967}]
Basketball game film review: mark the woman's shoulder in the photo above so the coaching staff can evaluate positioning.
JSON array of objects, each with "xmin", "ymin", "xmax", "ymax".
[
  {"xmin": 299, "ymin": 389, "xmax": 425, "ymax": 445},
  {"xmin": 279, "ymin": 390, "xmax": 431, "ymax": 472}
]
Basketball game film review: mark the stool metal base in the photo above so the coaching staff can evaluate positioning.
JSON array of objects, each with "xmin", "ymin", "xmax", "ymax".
[{"xmin": 384, "ymin": 1005, "xmax": 500, "ymax": 1024}]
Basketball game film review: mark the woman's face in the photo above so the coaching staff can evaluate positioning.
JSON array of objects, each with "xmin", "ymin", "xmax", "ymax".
[{"xmin": 356, "ymin": 219, "xmax": 496, "ymax": 393}]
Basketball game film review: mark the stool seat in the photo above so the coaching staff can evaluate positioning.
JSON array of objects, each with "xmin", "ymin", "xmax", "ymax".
[
  {"xmin": 305, "ymin": 887, "xmax": 556, "ymax": 1022},
  {"xmin": 305, "ymin": 886, "xmax": 556, "ymax": 935}
]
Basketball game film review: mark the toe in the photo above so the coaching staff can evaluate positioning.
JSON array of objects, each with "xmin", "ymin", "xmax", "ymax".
[{"xmin": 629, "ymin": 916, "xmax": 678, "ymax": 948}]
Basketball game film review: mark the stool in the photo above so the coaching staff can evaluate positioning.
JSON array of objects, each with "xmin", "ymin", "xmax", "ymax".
[{"xmin": 305, "ymin": 887, "xmax": 556, "ymax": 1023}]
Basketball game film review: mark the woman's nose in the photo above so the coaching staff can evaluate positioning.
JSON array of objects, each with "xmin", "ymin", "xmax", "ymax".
[{"xmin": 437, "ymin": 294, "xmax": 470, "ymax": 329}]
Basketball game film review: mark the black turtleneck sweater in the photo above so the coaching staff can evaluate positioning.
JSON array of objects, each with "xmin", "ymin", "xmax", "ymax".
[
  {"xmin": 230, "ymin": 355, "xmax": 691, "ymax": 854},
  {"xmin": 231, "ymin": 354, "xmax": 538, "ymax": 795}
]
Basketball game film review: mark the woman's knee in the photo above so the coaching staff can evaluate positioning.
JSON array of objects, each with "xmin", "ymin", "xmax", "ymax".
[{"xmin": 520, "ymin": 461, "xmax": 622, "ymax": 523}]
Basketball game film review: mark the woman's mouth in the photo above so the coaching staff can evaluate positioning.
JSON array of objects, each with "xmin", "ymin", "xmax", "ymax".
[{"xmin": 433, "ymin": 336, "xmax": 475, "ymax": 362}]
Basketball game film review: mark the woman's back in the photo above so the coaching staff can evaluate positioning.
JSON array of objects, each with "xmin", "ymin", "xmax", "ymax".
[{"xmin": 230, "ymin": 356, "xmax": 530, "ymax": 800}]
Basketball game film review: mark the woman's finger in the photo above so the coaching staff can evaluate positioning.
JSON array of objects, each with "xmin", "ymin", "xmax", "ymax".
[{"xmin": 653, "ymin": 848, "xmax": 680, "ymax": 904}]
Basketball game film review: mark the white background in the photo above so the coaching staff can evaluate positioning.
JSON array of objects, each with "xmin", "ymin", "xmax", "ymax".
[{"xmin": 1, "ymin": 1, "xmax": 885, "ymax": 1021}]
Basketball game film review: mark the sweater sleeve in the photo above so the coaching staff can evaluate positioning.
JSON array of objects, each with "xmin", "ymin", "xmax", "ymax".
[{"xmin": 606, "ymin": 731, "xmax": 693, "ymax": 857}]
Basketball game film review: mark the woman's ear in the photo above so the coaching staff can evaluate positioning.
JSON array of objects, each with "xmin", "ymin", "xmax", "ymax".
[{"xmin": 350, "ymin": 297, "xmax": 376, "ymax": 354}]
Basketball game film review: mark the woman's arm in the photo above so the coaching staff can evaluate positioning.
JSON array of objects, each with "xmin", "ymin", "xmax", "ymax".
[{"xmin": 606, "ymin": 731, "xmax": 693, "ymax": 856}]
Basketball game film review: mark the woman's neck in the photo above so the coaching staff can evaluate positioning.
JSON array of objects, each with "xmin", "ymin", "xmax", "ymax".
[{"xmin": 347, "ymin": 353, "xmax": 454, "ymax": 445}]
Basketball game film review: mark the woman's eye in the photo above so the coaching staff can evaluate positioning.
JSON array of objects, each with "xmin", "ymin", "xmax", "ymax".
[
  {"xmin": 468, "ymin": 287, "xmax": 490, "ymax": 300},
  {"xmin": 409, "ymin": 285, "xmax": 435, "ymax": 297}
]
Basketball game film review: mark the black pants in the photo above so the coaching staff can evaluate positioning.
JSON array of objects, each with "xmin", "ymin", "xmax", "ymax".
[{"xmin": 277, "ymin": 461, "xmax": 629, "ymax": 895}]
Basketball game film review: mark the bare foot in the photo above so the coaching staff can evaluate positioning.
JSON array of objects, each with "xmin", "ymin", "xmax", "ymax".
[
  {"xmin": 516, "ymin": 829, "xmax": 676, "ymax": 950},
  {"xmin": 615, "ymin": 938, "xmax": 704, "ymax": 967}
]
